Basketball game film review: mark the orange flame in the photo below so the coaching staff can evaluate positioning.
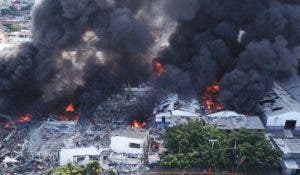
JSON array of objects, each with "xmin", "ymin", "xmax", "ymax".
[
  {"xmin": 153, "ymin": 60, "xmax": 165, "ymax": 76},
  {"xmin": 66, "ymin": 104, "xmax": 75, "ymax": 112},
  {"xmin": 3, "ymin": 113, "xmax": 32, "ymax": 128},
  {"xmin": 203, "ymin": 83, "xmax": 224, "ymax": 113},
  {"xmin": 58, "ymin": 103, "xmax": 79, "ymax": 122},
  {"xmin": 131, "ymin": 120, "xmax": 146, "ymax": 128},
  {"xmin": 15, "ymin": 113, "xmax": 32, "ymax": 123}
]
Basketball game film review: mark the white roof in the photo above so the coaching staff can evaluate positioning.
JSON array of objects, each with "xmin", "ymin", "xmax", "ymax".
[
  {"xmin": 207, "ymin": 110, "xmax": 243, "ymax": 118},
  {"xmin": 267, "ymin": 111, "xmax": 300, "ymax": 119},
  {"xmin": 154, "ymin": 93, "xmax": 201, "ymax": 116},
  {"xmin": 59, "ymin": 147, "xmax": 104, "ymax": 165},
  {"xmin": 0, "ymin": 44, "xmax": 16, "ymax": 51},
  {"xmin": 110, "ymin": 136, "xmax": 145, "ymax": 154},
  {"xmin": 273, "ymin": 139, "xmax": 300, "ymax": 156},
  {"xmin": 278, "ymin": 75, "xmax": 300, "ymax": 103},
  {"xmin": 262, "ymin": 83, "xmax": 300, "ymax": 117},
  {"xmin": 203, "ymin": 110, "xmax": 264, "ymax": 130},
  {"xmin": 2, "ymin": 156, "xmax": 18, "ymax": 164},
  {"xmin": 156, "ymin": 109, "xmax": 200, "ymax": 118},
  {"xmin": 283, "ymin": 159, "xmax": 300, "ymax": 169}
]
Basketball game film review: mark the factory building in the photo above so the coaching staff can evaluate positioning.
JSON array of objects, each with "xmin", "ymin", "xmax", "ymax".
[
  {"xmin": 273, "ymin": 139, "xmax": 300, "ymax": 175},
  {"xmin": 261, "ymin": 83, "xmax": 300, "ymax": 134},
  {"xmin": 203, "ymin": 110, "xmax": 264, "ymax": 130},
  {"xmin": 153, "ymin": 93, "xmax": 201, "ymax": 127}
]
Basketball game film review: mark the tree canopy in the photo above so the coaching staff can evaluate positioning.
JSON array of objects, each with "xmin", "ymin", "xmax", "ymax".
[
  {"xmin": 160, "ymin": 121, "xmax": 282, "ymax": 173},
  {"xmin": 47, "ymin": 161, "xmax": 103, "ymax": 175}
]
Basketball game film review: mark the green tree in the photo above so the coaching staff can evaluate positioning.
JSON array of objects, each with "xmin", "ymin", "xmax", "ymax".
[
  {"xmin": 47, "ymin": 162, "xmax": 84, "ymax": 175},
  {"xmin": 83, "ymin": 161, "xmax": 103, "ymax": 175},
  {"xmin": 47, "ymin": 161, "xmax": 103, "ymax": 175},
  {"xmin": 160, "ymin": 121, "xmax": 282, "ymax": 173}
]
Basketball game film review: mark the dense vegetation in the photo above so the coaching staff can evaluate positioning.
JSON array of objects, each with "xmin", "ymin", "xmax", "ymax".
[
  {"xmin": 160, "ymin": 121, "xmax": 282, "ymax": 173},
  {"xmin": 47, "ymin": 161, "xmax": 103, "ymax": 175}
]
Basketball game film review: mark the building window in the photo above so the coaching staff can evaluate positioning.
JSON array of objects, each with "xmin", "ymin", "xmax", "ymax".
[
  {"xmin": 75, "ymin": 156, "xmax": 85, "ymax": 163},
  {"xmin": 129, "ymin": 143, "xmax": 141, "ymax": 149},
  {"xmin": 285, "ymin": 120, "xmax": 296, "ymax": 130},
  {"xmin": 127, "ymin": 154, "xmax": 138, "ymax": 158},
  {"xmin": 89, "ymin": 155, "xmax": 99, "ymax": 161}
]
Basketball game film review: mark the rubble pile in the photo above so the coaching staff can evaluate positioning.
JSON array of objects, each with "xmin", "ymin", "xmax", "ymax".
[
  {"xmin": 93, "ymin": 93, "xmax": 138, "ymax": 124},
  {"xmin": 0, "ymin": 89, "xmax": 161, "ymax": 174},
  {"xmin": 26, "ymin": 119, "xmax": 80, "ymax": 156},
  {"xmin": 0, "ymin": 124, "xmax": 34, "ymax": 174}
]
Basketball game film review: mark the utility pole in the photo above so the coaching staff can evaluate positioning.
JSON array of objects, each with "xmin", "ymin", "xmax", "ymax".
[{"xmin": 209, "ymin": 139, "xmax": 219, "ymax": 172}]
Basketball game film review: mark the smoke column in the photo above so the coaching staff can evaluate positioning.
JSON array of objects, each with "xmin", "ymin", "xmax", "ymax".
[
  {"xmin": 157, "ymin": 0, "xmax": 300, "ymax": 114},
  {"xmin": 0, "ymin": 0, "xmax": 154, "ymax": 116},
  {"xmin": 1, "ymin": 0, "xmax": 300, "ymax": 117}
]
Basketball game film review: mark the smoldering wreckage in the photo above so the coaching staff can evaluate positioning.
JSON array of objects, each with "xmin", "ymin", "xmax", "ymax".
[{"xmin": 1, "ymin": 0, "xmax": 300, "ymax": 174}]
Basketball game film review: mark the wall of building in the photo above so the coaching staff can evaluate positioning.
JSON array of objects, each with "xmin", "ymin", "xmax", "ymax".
[
  {"xmin": 110, "ymin": 136, "xmax": 146, "ymax": 155},
  {"xmin": 266, "ymin": 111, "xmax": 300, "ymax": 130}
]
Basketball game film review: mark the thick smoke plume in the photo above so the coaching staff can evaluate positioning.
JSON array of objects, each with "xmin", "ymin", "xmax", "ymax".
[
  {"xmin": 0, "ymin": 0, "xmax": 154, "ymax": 116},
  {"xmin": 1, "ymin": 0, "xmax": 300, "ymax": 118},
  {"xmin": 157, "ymin": 0, "xmax": 300, "ymax": 114}
]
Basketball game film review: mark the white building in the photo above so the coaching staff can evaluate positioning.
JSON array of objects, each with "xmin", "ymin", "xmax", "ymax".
[
  {"xmin": 203, "ymin": 110, "xmax": 264, "ymax": 130},
  {"xmin": 273, "ymin": 139, "xmax": 300, "ymax": 175},
  {"xmin": 109, "ymin": 129, "xmax": 149, "ymax": 172},
  {"xmin": 261, "ymin": 83, "xmax": 300, "ymax": 134},
  {"xmin": 154, "ymin": 93, "xmax": 201, "ymax": 127},
  {"xmin": 59, "ymin": 146, "xmax": 105, "ymax": 166}
]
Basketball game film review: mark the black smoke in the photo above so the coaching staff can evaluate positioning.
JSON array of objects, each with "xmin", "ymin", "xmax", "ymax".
[
  {"xmin": 1, "ymin": 0, "xmax": 300, "ymax": 118},
  {"xmin": 157, "ymin": 0, "xmax": 300, "ymax": 114},
  {"xmin": 0, "ymin": 0, "xmax": 154, "ymax": 116}
]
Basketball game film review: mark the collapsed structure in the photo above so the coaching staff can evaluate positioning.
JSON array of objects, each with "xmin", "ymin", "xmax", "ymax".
[{"xmin": 154, "ymin": 94, "xmax": 201, "ymax": 127}]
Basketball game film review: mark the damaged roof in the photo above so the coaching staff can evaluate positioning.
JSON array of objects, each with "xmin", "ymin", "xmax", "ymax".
[
  {"xmin": 261, "ymin": 83, "xmax": 300, "ymax": 117},
  {"xmin": 153, "ymin": 93, "xmax": 201, "ymax": 115},
  {"xmin": 203, "ymin": 110, "xmax": 264, "ymax": 130}
]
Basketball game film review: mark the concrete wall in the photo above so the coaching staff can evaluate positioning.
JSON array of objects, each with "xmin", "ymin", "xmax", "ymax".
[{"xmin": 266, "ymin": 111, "xmax": 300, "ymax": 128}]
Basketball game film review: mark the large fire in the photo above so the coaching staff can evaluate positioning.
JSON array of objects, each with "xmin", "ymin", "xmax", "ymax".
[
  {"xmin": 3, "ymin": 113, "xmax": 32, "ymax": 128},
  {"xmin": 58, "ymin": 103, "xmax": 79, "ymax": 121},
  {"xmin": 153, "ymin": 60, "xmax": 165, "ymax": 76},
  {"xmin": 15, "ymin": 113, "xmax": 32, "ymax": 123},
  {"xmin": 65, "ymin": 104, "xmax": 75, "ymax": 112},
  {"xmin": 131, "ymin": 120, "xmax": 146, "ymax": 129},
  {"xmin": 203, "ymin": 83, "xmax": 224, "ymax": 113}
]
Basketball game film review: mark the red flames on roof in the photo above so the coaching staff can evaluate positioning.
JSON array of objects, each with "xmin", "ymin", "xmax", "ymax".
[
  {"xmin": 58, "ymin": 103, "xmax": 79, "ymax": 121},
  {"xmin": 65, "ymin": 104, "xmax": 75, "ymax": 112},
  {"xmin": 153, "ymin": 60, "xmax": 165, "ymax": 76},
  {"xmin": 3, "ymin": 113, "xmax": 32, "ymax": 128},
  {"xmin": 130, "ymin": 120, "xmax": 146, "ymax": 129},
  {"xmin": 203, "ymin": 83, "xmax": 224, "ymax": 113},
  {"xmin": 15, "ymin": 113, "xmax": 32, "ymax": 123}
]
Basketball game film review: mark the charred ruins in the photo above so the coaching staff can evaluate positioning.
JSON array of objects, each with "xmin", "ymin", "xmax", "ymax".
[{"xmin": 1, "ymin": 0, "xmax": 300, "ymax": 174}]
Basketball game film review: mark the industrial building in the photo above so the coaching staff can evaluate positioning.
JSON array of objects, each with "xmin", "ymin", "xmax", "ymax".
[
  {"xmin": 154, "ymin": 93, "xmax": 201, "ymax": 127},
  {"xmin": 261, "ymin": 83, "xmax": 300, "ymax": 134},
  {"xmin": 203, "ymin": 110, "xmax": 264, "ymax": 130},
  {"xmin": 273, "ymin": 139, "xmax": 300, "ymax": 175}
]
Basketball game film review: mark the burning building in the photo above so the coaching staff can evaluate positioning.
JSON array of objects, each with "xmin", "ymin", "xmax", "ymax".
[{"xmin": 1, "ymin": 0, "xmax": 300, "ymax": 174}]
